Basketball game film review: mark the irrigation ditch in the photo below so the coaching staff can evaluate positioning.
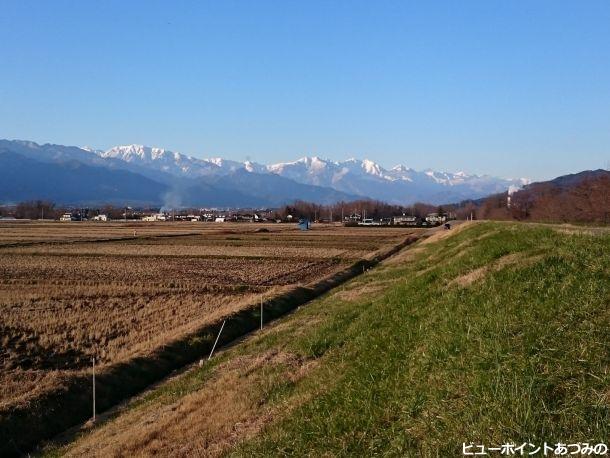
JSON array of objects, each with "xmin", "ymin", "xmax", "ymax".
[{"xmin": 0, "ymin": 232, "xmax": 425, "ymax": 457}]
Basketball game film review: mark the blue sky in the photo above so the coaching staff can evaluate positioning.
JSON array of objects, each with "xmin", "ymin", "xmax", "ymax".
[{"xmin": 1, "ymin": 1, "xmax": 609, "ymax": 180}]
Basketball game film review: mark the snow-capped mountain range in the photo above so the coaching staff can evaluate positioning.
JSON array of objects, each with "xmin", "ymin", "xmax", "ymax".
[
  {"xmin": 0, "ymin": 140, "xmax": 528, "ymax": 207},
  {"xmin": 99, "ymin": 144, "xmax": 528, "ymax": 204}
]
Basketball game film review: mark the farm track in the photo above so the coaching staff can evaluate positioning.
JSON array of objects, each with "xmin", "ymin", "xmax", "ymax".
[{"xmin": 0, "ymin": 229, "xmax": 427, "ymax": 457}]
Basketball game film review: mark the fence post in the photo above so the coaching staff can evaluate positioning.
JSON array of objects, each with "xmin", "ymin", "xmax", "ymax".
[
  {"xmin": 208, "ymin": 320, "xmax": 226, "ymax": 360},
  {"xmin": 92, "ymin": 356, "xmax": 96, "ymax": 422}
]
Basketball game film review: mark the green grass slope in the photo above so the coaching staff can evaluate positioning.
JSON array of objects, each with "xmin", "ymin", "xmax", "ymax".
[
  {"xmin": 233, "ymin": 222, "xmax": 610, "ymax": 456},
  {"xmin": 46, "ymin": 222, "xmax": 610, "ymax": 457}
]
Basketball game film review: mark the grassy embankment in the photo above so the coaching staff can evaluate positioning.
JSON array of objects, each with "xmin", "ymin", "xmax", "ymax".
[{"xmin": 46, "ymin": 222, "xmax": 610, "ymax": 457}]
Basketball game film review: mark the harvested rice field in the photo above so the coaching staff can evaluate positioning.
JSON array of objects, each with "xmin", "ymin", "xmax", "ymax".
[{"xmin": 0, "ymin": 222, "xmax": 418, "ymax": 414}]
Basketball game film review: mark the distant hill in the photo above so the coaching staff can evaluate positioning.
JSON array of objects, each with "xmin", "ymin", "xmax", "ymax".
[
  {"xmin": 0, "ymin": 140, "xmax": 359, "ymax": 207},
  {"xmin": 474, "ymin": 169, "xmax": 610, "ymax": 223},
  {"xmin": 0, "ymin": 149, "xmax": 168, "ymax": 206},
  {"xmin": 200, "ymin": 168, "xmax": 358, "ymax": 206},
  {"xmin": 0, "ymin": 140, "xmax": 528, "ymax": 207}
]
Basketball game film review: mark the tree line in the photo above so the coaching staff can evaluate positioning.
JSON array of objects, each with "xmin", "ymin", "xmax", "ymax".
[
  {"xmin": 0, "ymin": 201, "xmax": 137, "ymax": 220},
  {"xmin": 271, "ymin": 199, "xmax": 449, "ymax": 222}
]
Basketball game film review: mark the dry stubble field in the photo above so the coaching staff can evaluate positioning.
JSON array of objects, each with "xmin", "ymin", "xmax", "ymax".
[{"xmin": 0, "ymin": 221, "xmax": 417, "ymax": 414}]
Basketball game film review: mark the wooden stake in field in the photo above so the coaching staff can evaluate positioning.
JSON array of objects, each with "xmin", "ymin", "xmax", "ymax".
[
  {"xmin": 208, "ymin": 320, "xmax": 226, "ymax": 361},
  {"xmin": 92, "ymin": 356, "xmax": 96, "ymax": 422},
  {"xmin": 260, "ymin": 296, "xmax": 263, "ymax": 330}
]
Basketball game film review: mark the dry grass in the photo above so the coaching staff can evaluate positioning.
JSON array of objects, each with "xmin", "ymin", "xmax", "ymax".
[
  {"xmin": 60, "ymin": 350, "xmax": 317, "ymax": 458},
  {"xmin": 334, "ymin": 283, "xmax": 387, "ymax": 301},
  {"xmin": 447, "ymin": 252, "xmax": 543, "ymax": 288},
  {"xmin": 0, "ymin": 223, "xmax": 416, "ymax": 413}
]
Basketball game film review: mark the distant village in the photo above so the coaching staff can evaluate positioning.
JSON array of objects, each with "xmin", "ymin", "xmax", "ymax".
[
  {"xmin": 0, "ymin": 200, "xmax": 452, "ymax": 227},
  {"xmin": 55, "ymin": 210, "xmax": 448, "ymax": 227}
]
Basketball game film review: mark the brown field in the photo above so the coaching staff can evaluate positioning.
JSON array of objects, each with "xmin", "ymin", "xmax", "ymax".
[{"xmin": 0, "ymin": 222, "xmax": 417, "ymax": 413}]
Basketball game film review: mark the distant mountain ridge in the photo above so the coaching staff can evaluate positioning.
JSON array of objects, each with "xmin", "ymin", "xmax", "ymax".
[
  {"xmin": 0, "ymin": 149, "xmax": 167, "ymax": 206},
  {"xmin": 0, "ymin": 139, "xmax": 528, "ymax": 207},
  {"xmin": 97, "ymin": 144, "xmax": 527, "ymax": 204},
  {"xmin": 0, "ymin": 140, "xmax": 360, "ymax": 207}
]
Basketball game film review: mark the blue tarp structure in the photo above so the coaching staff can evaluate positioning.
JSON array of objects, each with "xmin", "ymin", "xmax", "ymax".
[{"xmin": 298, "ymin": 218, "xmax": 310, "ymax": 230}]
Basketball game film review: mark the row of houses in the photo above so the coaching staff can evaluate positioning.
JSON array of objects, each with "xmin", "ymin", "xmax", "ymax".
[
  {"xmin": 60, "ymin": 213, "xmax": 108, "ymax": 222},
  {"xmin": 59, "ymin": 211, "xmax": 273, "ymax": 223},
  {"xmin": 57, "ymin": 209, "xmax": 448, "ymax": 226},
  {"xmin": 351, "ymin": 213, "xmax": 448, "ymax": 227},
  {"xmin": 140, "ymin": 212, "xmax": 269, "ymax": 222}
]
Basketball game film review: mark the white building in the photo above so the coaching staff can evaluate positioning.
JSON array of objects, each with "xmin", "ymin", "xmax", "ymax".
[
  {"xmin": 92, "ymin": 214, "xmax": 108, "ymax": 222},
  {"xmin": 425, "ymin": 213, "xmax": 447, "ymax": 224},
  {"xmin": 142, "ymin": 213, "xmax": 167, "ymax": 222},
  {"xmin": 393, "ymin": 215, "xmax": 418, "ymax": 226},
  {"xmin": 358, "ymin": 218, "xmax": 376, "ymax": 226}
]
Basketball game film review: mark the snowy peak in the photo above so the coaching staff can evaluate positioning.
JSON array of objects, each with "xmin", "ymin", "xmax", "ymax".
[
  {"xmin": 391, "ymin": 165, "xmax": 412, "ymax": 173},
  {"xmin": 81, "ymin": 146, "xmax": 104, "ymax": 155},
  {"xmin": 307, "ymin": 156, "xmax": 330, "ymax": 171},
  {"xmin": 99, "ymin": 145, "xmax": 272, "ymax": 178},
  {"xmin": 265, "ymin": 156, "xmax": 526, "ymax": 203},
  {"xmin": 93, "ymin": 145, "xmax": 527, "ymax": 204},
  {"xmin": 102, "ymin": 145, "xmax": 184, "ymax": 164},
  {"xmin": 100, "ymin": 144, "xmax": 216, "ymax": 177},
  {"xmin": 269, "ymin": 156, "xmax": 332, "ymax": 171},
  {"xmin": 206, "ymin": 157, "xmax": 245, "ymax": 173},
  {"xmin": 361, "ymin": 159, "xmax": 383, "ymax": 177}
]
